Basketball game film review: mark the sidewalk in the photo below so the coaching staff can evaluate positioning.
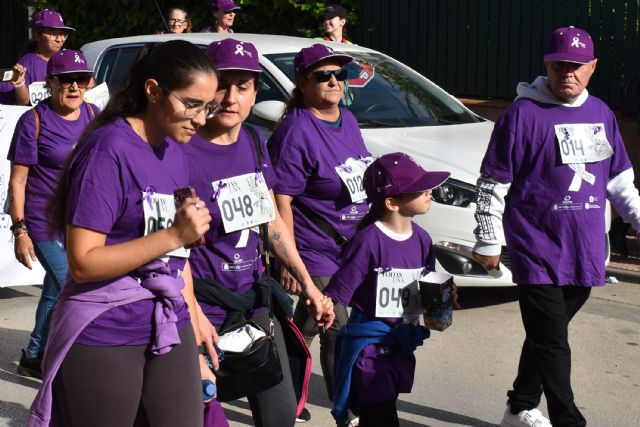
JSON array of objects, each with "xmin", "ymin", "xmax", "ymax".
[{"xmin": 607, "ymin": 235, "xmax": 640, "ymax": 281}]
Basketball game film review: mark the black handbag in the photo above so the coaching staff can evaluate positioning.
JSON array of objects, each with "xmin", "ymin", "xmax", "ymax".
[{"xmin": 212, "ymin": 127, "xmax": 284, "ymax": 402}]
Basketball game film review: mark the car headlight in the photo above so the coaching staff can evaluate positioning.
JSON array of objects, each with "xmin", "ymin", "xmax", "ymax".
[{"xmin": 432, "ymin": 178, "xmax": 477, "ymax": 208}]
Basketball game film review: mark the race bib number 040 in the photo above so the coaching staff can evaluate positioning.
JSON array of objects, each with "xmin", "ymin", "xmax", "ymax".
[
  {"xmin": 213, "ymin": 171, "xmax": 275, "ymax": 233},
  {"xmin": 554, "ymin": 123, "xmax": 613, "ymax": 164},
  {"xmin": 375, "ymin": 268, "xmax": 424, "ymax": 318},
  {"xmin": 335, "ymin": 156, "xmax": 375, "ymax": 203},
  {"xmin": 142, "ymin": 191, "xmax": 190, "ymax": 258}
]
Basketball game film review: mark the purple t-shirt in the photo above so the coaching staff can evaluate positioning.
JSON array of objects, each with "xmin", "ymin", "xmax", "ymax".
[
  {"xmin": 7, "ymin": 100, "xmax": 98, "ymax": 242},
  {"xmin": 324, "ymin": 221, "xmax": 435, "ymax": 400},
  {"xmin": 65, "ymin": 118, "xmax": 190, "ymax": 346},
  {"xmin": 481, "ymin": 95, "xmax": 632, "ymax": 286},
  {"xmin": 181, "ymin": 127, "xmax": 277, "ymax": 325},
  {"xmin": 268, "ymin": 107, "xmax": 370, "ymax": 276},
  {"xmin": 324, "ymin": 221, "xmax": 436, "ymax": 321},
  {"xmin": 0, "ymin": 53, "xmax": 48, "ymax": 105}
]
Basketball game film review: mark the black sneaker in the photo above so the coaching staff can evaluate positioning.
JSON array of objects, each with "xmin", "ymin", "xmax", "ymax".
[
  {"xmin": 17, "ymin": 349, "xmax": 42, "ymax": 380},
  {"xmin": 295, "ymin": 407, "xmax": 311, "ymax": 423}
]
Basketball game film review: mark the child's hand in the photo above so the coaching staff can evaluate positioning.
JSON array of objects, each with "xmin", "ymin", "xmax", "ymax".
[{"xmin": 302, "ymin": 286, "xmax": 335, "ymax": 330}]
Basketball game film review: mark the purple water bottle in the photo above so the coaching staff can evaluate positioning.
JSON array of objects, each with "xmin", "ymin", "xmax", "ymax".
[{"xmin": 202, "ymin": 379, "xmax": 217, "ymax": 401}]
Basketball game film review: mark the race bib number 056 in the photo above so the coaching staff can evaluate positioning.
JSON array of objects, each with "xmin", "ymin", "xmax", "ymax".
[
  {"xmin": 213, "ymin": 171, "xmax": 275, "ymax": 233},
  {"xmin": 142, "ymin": 191, "xmax": 190, "ymax": 258},
  {"xmin": 375, "ymin": 268, "xmax": 424, "ymax": 318}
]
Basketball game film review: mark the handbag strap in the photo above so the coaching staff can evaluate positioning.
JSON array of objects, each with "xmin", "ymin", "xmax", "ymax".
[{"xmin": 244, "ymin": 125, "xmax": 275, "ymax": 334}]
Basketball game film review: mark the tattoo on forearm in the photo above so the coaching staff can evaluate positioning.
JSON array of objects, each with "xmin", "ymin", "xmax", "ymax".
[{"xmin": 271, "ymin": 229, "xmax": 303, "ymax": 284}]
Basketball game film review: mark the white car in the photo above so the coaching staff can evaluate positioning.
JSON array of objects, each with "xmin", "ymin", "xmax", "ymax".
[{"xmin": 80, "ymin": 33, "xmax": 528, "ymax": 287}]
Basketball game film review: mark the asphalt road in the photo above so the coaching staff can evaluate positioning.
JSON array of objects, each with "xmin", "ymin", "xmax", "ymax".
[{"xmin": 1, "ymin": 280, "xmax": 639, "ymax": 427}]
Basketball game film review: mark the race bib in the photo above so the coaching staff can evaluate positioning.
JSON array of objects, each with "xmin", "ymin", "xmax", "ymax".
[
  {"xmin": 212, "ymin": 171, "xmax": 275, "ymax": 233},
  {"xmin": 28, "ymin": 81, "xmax": 51, "ymax": 106},
  {"xmin": 554, "ymin": 123, "xmax": 613, "ymax": 164},
  {"xmin": 142, "ymin": 191, "xmax": 190, "ymax": 258},
  {"xmin": 375, "ymin": 267, "xmax": 424, "ymax": 319},
  {"xmin": 335, "ymin": 156, "xmax": 375, "ymax": 203}
]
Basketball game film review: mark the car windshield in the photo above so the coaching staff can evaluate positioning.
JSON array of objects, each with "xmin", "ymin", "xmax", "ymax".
[{"xmin": 266, "ymin": 52, "xmax": 481, "ymax": 128}]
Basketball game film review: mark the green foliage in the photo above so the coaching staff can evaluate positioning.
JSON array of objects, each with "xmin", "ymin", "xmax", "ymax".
[{"xmin": 29, "ymin": 0, "xmax": 358, "ymax": 48}]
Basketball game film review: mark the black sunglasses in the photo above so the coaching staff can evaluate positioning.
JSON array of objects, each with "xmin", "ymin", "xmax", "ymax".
[
  {"xmin": 56, "ymin": 75, "xmax": 92, "ymax": 89},
  {"xmin": 309, "ymin": 68, "xmax": 348, "ymax": 83}
]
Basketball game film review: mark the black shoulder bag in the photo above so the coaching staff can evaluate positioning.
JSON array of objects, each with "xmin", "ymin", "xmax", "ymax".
[{"xmin": 213, "ymin": 125, "xmax": 283, "ymax": 402}]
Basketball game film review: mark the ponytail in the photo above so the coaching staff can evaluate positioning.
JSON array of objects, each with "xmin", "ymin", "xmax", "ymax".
[{"xmin": 357, "ymin": 200, "xmax": 386, "ymax": 231}]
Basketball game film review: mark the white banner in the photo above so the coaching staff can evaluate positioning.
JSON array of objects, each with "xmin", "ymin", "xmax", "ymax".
[{"xmin": 0, "ymin": 104, "xmax": 46, "ymax": 287}]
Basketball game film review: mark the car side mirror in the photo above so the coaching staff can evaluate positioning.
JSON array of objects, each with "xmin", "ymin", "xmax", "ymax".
[{"xmin": 252, "ymin": 100, "xmax": 286, "ymax": 124}]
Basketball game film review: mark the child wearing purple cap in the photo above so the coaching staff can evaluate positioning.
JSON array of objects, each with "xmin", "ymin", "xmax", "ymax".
[
  {"xmin": 27, "ymin": 40, "xmax": 219, "ymax": 427},
  {"xmin": 0, "ymin": 9, "xmax": 74, "ymax": 106},
  {"xmin": 8, "ymin": 49, "xmax": 98, "ymax": 381},
  {"xmin": 183, "ymin": 38, "xmax": 333, "ymax": 427},
  {"xmin": 324, "ymin": 152, "xmax": 453, "ymax": 427}
]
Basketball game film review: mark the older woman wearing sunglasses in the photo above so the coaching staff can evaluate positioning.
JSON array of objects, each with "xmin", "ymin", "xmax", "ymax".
[
  {"xmin": 268, "ymin": 44, "xmax": 372, "ymax": 425},
  {"xmin": 8, "ymin": 49, "xmax": 98, "ymax": 380}
]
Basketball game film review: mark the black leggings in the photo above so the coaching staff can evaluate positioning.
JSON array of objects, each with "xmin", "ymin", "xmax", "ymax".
[{"xmin": 54, "ymin": 326, "xmax": 203, "ymax": 427}]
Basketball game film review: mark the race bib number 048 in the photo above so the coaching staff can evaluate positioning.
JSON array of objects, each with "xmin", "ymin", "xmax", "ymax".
[
  {"xmin": 213, "ymin": 171, "xmax": 275, "ymax": 233},
  {"xmin": 335, "ymin": 156, "xmax": 375, "ymax": 203},
  {"xmin": 142, "ymin": 191, "xmax": 190, "ymax": 258},
  {"xmin": 375, "ymin": 268, "xmax": 424, "ymax": 318}
]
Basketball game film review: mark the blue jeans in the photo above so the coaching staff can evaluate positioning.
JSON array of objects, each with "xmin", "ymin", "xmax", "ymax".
[{"xmin": 27, "ymin": 240, "xmax": 68, "ymax": 357}]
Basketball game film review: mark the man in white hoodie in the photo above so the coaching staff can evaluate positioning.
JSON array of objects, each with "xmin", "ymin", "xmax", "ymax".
[{"xmin": 472, "ymin": 26, "xmax": 640, "ymax": 427}]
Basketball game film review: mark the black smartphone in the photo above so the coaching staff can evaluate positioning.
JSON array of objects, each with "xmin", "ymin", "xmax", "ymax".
[{"xmin": 173, "ymin": 186, "xmax": 205, "ymax": 249}]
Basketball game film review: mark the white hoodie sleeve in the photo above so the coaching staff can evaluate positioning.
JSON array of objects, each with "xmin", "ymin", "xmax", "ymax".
[
  {"xmin": 607, "ymin": 168, "xmax": 640, "ymax": 232},
  {"xmin": 473, "ymin": 175, "xmax": 510, "ymax": 256}
]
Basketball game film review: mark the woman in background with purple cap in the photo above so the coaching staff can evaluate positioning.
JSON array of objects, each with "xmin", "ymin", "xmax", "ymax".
[
  {"xmin": 201, "ymin": 0, "xmax": 240, "ymax": 33},
  {"xmin": 27, "ymin": 40, "xmax": 218, "ymax": 427},
  {"xmin": 268, "ymin": 43, "xmax": 373, "ymax": 425},
  {"xmin": 8, "ymin": 49, "xmax": 98, "ymax": 381},
  {"xmin": 0, "ymin": 9, "xmax": 74, "ymax": 106},
  {"xmin": 324, "ymin": 152, "xmax": 453, "ymax": 427},
  {"xmin": 183, "ymin": 38, "xmax": 334, "ymax": 427}
]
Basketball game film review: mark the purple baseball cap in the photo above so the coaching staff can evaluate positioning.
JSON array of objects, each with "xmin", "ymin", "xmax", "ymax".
[
  {"xmin": 294, "ymin": 43, "xmax": 352, "ymax": 79},
  {"xmin": 363, "ymin": 152, "xmax": 451, "ymax": 201},
  {"xmin": 205, "ymin": 39, "xmax": 262, "ymax": 73},
  {"xmin": 32, "ymin": 9, "xmax": 75, "ymax": 32},
  {"xmin": 46, "ymin": 50, "xmax": 92, "ymax": 76},
  {"xmin": 212, "ymin": 0, "xmax": 241, "ymax": 12},
  {"xmin": 544, "ymin": 26, "xmax": 595, "ymax": 64}
]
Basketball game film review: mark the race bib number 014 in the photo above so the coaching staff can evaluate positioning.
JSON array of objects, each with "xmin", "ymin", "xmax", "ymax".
[
  {"xmin": 335, "ymin": 156, "xmax": 375, "ymax": 203},
  {"xmin": 142, "ymin": 192, "xmax": 190, "ymax": 258},
  {"xmin": 554, "ymin": 123, "xmax": 613, "ymax": 164},
  {"xmin": 375, "ymin": 268, "xmax": 424, "ymax": 318},
  {"xmin": 213, "ymin": 171, "xmax": 275, "ymax": 233}
]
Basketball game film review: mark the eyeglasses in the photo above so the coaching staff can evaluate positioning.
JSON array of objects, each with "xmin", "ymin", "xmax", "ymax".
[
  {"xmin": 168, "ymin": 19, "xmax": 187, "ymax": 25},
  {"xmin": 41, "ymin": 29, "xmax": 69, "ymax": 39},
  {"xmin": 309, "ymin": 68, "xmax": 348, "ymax": 83},
  {"xmin": 55, "ymin": 75, "xmax": 92, "ymax": 89},
  {"xmin": 159, "ymin": 85, "xmax": 220, "ymax": 119}
]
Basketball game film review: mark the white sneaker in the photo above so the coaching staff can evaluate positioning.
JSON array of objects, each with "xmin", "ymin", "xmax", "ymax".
[
  {"xmin": 500, "ymin": 406, "xmax": 552, "ymax": 427},
  {"xmin": 347, "ymin": 417, "xmax": 360, "ymax": 427}
]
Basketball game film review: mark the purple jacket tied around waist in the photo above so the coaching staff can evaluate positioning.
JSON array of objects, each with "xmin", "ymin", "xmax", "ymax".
[{"xmin": 28, "ymin": 260, "xmax": 187, "ymax": 426}]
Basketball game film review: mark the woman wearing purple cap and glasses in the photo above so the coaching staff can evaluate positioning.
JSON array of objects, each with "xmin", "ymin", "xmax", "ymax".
[
  {"xmin": 27, "ymin": 40, "xmax": 218, "ymax": 427},
  {"xmin": 0, "ymin": 9, "xmax": 74, "ymax": 106},
  {"xmin": 325, "ymin": 152, "xmax": 454, "ymax": 427},
  {"xmin": 8, "ymin": 49, "xmax": 98, "ymax": 381},
  {"xmin": 201, "ymin": 0, "xmax": 240, "ymax": 33},
  {"xmin": 268, "ymin": 43, "xmax": 373, "ymax": 425},
  {"xmin": 182, "ymin": 38, "xmax": 334, "ymax": 427}
]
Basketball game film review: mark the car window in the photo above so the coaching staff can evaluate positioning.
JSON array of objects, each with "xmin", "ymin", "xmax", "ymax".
[
  {"xmin": 256, "ymin": 71, "xmax": 287, "ymax": 104},
  {"xmin": 95, "ymin": 45, "xmax": 146, "ymax": 92},
  {"xmin": 266, "ymin": 52, "xmax": 481, "ymax": 128}
]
